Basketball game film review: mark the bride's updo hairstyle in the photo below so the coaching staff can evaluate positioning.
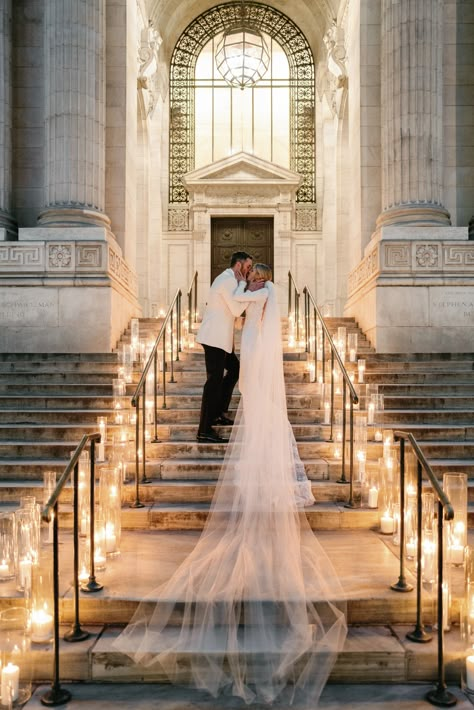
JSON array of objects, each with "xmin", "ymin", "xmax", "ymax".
[{"xmin": 252, "ymin": 263, "xmax": 272, "ymax": 281}]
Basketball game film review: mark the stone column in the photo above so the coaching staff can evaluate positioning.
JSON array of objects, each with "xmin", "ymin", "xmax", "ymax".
[
  {"xmin": 377, "ymin": 0, "xmax": 450, "ymax": 227},
  {"xmin": 0, "ymin": 0, "xmax": 16, "ymax": 238},
  {"xmin": 38, "ymin": 0, "xmax": 110, "ymax": 228}
]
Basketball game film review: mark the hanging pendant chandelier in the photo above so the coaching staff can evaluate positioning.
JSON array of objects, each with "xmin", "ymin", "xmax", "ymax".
[{"xmin": 215, "ymin": 3, "xmax": 269, "ymax": 89}]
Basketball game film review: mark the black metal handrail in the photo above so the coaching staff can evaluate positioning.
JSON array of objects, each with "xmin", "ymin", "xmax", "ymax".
[
  {"xmin": 41, "ymin": 432, "xmax": 103, "ymax": 707},
  {"xmin": 391, "ymin": 431, "xmax": 456, "ymax": 708},
  {"xmin": 288, "ymin": 270, "xmax": 300, "ymax": 343},
  {"xmin": 302, "ymin": 285, "xmax": 359, "ymax": 505},
  {"xmin": 187, "ymin": 270, "xmax": 198, "ymax": 335},
  {"xmin": 130, "ymin": 288, "xmax": 182, "ymax": 508}
]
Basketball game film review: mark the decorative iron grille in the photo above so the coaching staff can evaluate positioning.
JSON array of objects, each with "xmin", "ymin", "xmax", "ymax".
[{"xmin": 169, "ymin": 2, "xmax": 315, "ymax": 205}]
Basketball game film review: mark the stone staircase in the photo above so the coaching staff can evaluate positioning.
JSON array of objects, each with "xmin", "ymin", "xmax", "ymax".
[{"xmin": 0, "ymin": 317, "xmax": 472, "ymax": 697}]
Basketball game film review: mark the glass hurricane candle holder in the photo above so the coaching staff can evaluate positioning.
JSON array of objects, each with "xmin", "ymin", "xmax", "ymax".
[
  {"xmin": 337, "ymin": 327, "xmax": 346, "ymax": 363},
  {"xmin": 443, "ymin": 472, "xmax": 468, "ymax": 566},
  {"xmin": 15, "ymin": 509, "xmax": 38, "ymax": 593},
  {"xmin": 347, "ymin": 332, "xmax": 358, "ymax": 362},
  {"xmin": 93, "ymin": 512, "xmax": 107, "ymax": 572},
  {"xmin": 30, "ymin": 560, "xmax": 54, "ymax": 644},
  {"xmin": 333, "ymin": 411, "xmax": 343, "ymax": 460},
  {"xmin": 99, "ymin": 467, "xmax": 122, "ymax": 557},
  {"xmin": 97, "ymin": 417, "xmax": 107, "ymax": 462},
  {"xmin": 0, "ymin": 514, "xmax": 16, "ymax": 583},
  {"xmin": 357, "ymin": 359, "xmax": 365, "ymax": 384},
  {"xmin": 0, "ymin": 607, "xmax": 31, "ymax": 707}
]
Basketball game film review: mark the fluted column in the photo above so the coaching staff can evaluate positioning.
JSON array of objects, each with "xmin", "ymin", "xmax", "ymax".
[
  {"xmin": 377, "ymin": 0, "xmax": 450, "ymax": 228},
  {"xmin": 38, "ymin": 0, "xmax": 110, "ymax": 228},
  {"xmin": 0, "ymin": 0, "xmax": 16, "ymax": 238}
]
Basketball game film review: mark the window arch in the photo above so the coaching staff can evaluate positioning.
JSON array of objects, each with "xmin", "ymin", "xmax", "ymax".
[{"xmin": 169, "ymin": 2, "xmax": 315, "ymax": 204}]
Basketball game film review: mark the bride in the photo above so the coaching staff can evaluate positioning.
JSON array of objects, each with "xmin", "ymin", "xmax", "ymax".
[{"xmin": 114, "ymin": 265, "xmax": 347, "ymax": 706}]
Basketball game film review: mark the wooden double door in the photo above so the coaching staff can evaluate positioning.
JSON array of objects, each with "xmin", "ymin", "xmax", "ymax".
[{"xmin": 210, "ymin": 217, "xmax": 274, "ymax": 284}]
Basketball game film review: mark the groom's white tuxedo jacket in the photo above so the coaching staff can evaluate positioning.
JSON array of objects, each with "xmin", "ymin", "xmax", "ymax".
[{"xmin": 196, "ymin": 269, "xmax": 247, "ymax": 354}]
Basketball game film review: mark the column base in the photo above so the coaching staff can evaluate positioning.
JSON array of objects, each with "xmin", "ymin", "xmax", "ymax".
[
  {"xmin": 376, "ymin": 203, "xmax": 451, "ymax": 229},
  {"xmin": 345, "ymin": 226, "xmax": 474, "ymax": 353},
  {"xmin": 38, "ymin": 207, "xmax": 111, "ymax": 230}
]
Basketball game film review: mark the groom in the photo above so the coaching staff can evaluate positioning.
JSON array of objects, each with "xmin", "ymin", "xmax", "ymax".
[{"xmin": 196, "ymin": 251, "xmax": 253, "ymax": 443}]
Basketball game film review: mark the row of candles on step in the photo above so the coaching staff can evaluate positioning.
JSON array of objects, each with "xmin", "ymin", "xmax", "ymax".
[{"xmin": 288, "ymin": 321, "xmax": 361, "ymax": 365}]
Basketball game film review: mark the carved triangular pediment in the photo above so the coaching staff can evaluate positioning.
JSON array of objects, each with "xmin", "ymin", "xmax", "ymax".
[{"xmin": 183, "ymin": 152, "xmax": 301, "ymax": 189}]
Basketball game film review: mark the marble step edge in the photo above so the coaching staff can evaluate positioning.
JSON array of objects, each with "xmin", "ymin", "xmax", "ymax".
[{"xmin": 17, "ymin": 624, "xmax": 465, "ymax": 685}]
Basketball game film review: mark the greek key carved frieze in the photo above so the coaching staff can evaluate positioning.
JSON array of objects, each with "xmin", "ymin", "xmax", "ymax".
[
  {"xmin": 383, "ymin": 244, "xmax": 410, "ymax": 269},
  {"xmin": 347, "ymin": 245, "xmax": 379, "ymax": 294},
  {"xmin": 47, "ymin": 244, "xmax": 73, "ymax": 270},
  {"xmin": 76, "ymin": 244, "xmax": 103, "ymax": 269},
  {"xmin": 443, "ymin": 245, "xmax": 474, "ymax": 268},
  {"xmin": 0, "ymin": 245, "xmax": 43, "ymax": 269},
  {"xmin": 108, "ymin": 247, "xmax": 138, "ymax": 293}
]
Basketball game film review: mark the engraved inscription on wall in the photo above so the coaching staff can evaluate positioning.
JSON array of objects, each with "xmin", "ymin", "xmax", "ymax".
[
  {"xmin": 0, "ymin": 291, "xmax": 59, "ymax": 326},
  {"xmin": 430, "ymin": 290, "xmax": 474, "ymax": 326}
]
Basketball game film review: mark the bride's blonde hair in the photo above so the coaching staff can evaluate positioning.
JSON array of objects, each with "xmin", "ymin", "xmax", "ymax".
[{"xmin": 252, "ymin": 263, "xmax": 272, "ymax": 282}]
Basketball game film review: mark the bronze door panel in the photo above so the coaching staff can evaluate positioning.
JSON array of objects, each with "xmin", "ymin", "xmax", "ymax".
[{"xmin": 211, "ymin": 218, "xmax": 274, "ymax": 283}]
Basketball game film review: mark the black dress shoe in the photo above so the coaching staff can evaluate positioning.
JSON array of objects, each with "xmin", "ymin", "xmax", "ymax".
[
  {"xmin": 196, "ymin": 428, "xmax": 228, "ymax": 443},
  {"xmin": 214, "ymin": 415, "xmax": 234, "ymax": 426}
]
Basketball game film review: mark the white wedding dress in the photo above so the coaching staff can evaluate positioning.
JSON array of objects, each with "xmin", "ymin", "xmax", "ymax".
[
  {"xmin": 114, "ymin": 282, "xmax": 347, "ymax": 707},
  {"xmin": 235, "ymin": 284, "xmax": 315, "ymax": 508}
]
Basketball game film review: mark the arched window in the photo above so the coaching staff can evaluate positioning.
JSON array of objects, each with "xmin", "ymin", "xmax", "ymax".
[{"xmin": 169, "ymin": 2, "xmax": 315, "ymax": 205}]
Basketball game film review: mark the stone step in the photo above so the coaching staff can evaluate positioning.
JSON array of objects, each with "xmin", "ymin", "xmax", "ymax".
[
  {"xmin": 0, "ymin": 384, "xmax": 114, "ymax": 395},
  {"xmin": 0, "ymin": 529, "xmax": 463, "ymax": 628},
  {"xmin": 0, "ymin": 362, "xmax": 120, "ymax": 373},
  {"xmin": 0, "ymin": 353, "xmax": 118, "ymax": 362},
  {"xmin": 23, "ymin": 682, "xmax": 472, "ymax": 709},
  {"xmin": 0, "ymin": 373, "xmax": 118, "ymax": 384},
  {"xmin": 88, "ymin": 624, "xmax": 466, "ymax": 686}
]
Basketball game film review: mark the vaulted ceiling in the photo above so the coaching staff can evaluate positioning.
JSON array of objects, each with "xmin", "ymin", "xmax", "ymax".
[{"xmin": 146, "ymin": 0, "xmax": 345, "ymax": 63}]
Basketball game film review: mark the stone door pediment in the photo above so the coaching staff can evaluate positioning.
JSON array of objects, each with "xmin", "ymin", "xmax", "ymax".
[{"xmin": 183, "ymin": 152, "xmax": 301, "ymax": 191}]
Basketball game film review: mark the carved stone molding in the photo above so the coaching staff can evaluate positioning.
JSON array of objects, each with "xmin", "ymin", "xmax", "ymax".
[
  {"xmin": 383, "ymin": 244, "xmax": 410, "ymax": 269},
  {"xmin": 168, "ymin": 207, "xmax": 189, "ymax": 231},
  {"xmin": 295, "ymin": 207, "xmax": 317, "ymax": 231},
  {"xmin": 0, "ymin": 244, "xmax": 43, "ymax": 269},
  {"xmin": 415, "ymin": 244, "xmax": 440, "ymax": 268},
  {"xmin": 48, "ymin": 244, "xmax": 73, "ymax": 270},
  {"xmin": 0, "ymin": 240, "xmax": 137, "ymax": 296},
  {"xmin": 316, "ymin": 20, "xmax": 347, "ymax": 117},
  {"xmin": 138, "ymin": 24, "xmax": 162, "ymax": 117},
  {"xmin": 76, "ymin": 244, "xmax": 103, "ymax": 269},
  {"xmin": 348, "ymin": 240, "xmax": 474, "ymax": 296}
]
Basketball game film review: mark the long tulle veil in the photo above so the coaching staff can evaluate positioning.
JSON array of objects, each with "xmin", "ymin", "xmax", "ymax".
[{"xmin": 114, "ymin": 282, "xmax": 347, "ymax": 706}]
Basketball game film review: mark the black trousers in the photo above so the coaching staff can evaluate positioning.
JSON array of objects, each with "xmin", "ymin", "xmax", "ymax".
[{"xmin": 198, "ymin": 344, "xmax": 239, "ymax": 434}]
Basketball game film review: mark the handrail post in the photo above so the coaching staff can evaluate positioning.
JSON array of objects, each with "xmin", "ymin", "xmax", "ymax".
[
  {"xmin": 81, "ymin": 439, "xmax": 103, "ymax": 592},
  {"xmin": 425, "ymin": 501, "xmax": 457, "ymax": 707},
  {"xmin": 39, "ymin": 501, "xmax": 72, "ymax": 707},
  {"xmin": 329, "ymin": 349, "xmax": 335, "ymax": 442},
  {"xmin": 64, "ymin": 460, "xmax": 89, "ymax": 642},
  {"xmin": 141, "ymin": 380, "xmax": 150, "ymax": 483},
  {"xmin": 151, "ymin": 351, "xmax": 158, "ymax": 443},
  {"xmin": 406, "ymin": 460, "xmax": 431, "ymax": 642},
  {"xmin": 162, "ymin": 336, "xmax": 167, "ymax": 409},
  {"xmin": 344, "ymin": 399, "xmax": 356, "ymax": 507},
  {"xmin": 193, "ymin": 274, "xmax": 198, "ymax": 324},
  {"xmin": 338, "ymin": 379, "xmax": 348, "ymax": 485},
  {"xmin": 391, "ymin": 437, "xmax": 413, "ymax": 592},
  {"xmin": 131, "ymin": 400, "xmax": 144, "ymax": 508},
  {"xmin": 177, "ymin": 292, "xmax": 181, "ymax": 356}
]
